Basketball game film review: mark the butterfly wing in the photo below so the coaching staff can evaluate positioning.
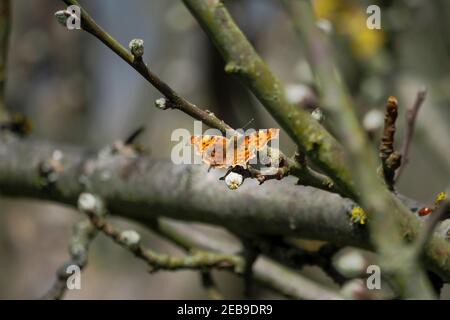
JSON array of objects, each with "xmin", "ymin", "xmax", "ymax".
[
  {"xmin": 230, "ymin": 129, "xmax": 279, "ymax": 168},
  {"xmin": 190, "ymin": 129, "xmax": 279, "ymax": 169},
  {"xmin": 230, "ymin": 134, "xmax": 257, "ymax": 168},
  {"xmin": 190, "ymin": 135, "xmax": 228, "ymax": 168},
  {"xmin": 254, "ymin": 128, "xmax": 280, "ymax": 150}
]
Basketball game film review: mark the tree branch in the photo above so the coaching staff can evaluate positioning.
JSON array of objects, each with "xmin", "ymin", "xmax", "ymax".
[
  {"xmin": 395, "ymin": 88, "xmax": 427, "ymax": 181},
  {"xmin": 60, "ymin": 0, "xmax": 229, "ymax": 134},
  {"xmin": 1, "ymin": 137, "xmax": 450, "ymax": 284},
  {"xmin": 77, "ymin": 193, "xmax": 244, "ymax": 272},
  {"xmin": 181, "ymin": 0, "xmax": 356, "ymax": 199},
  {"xmin": 0, "ymin": 136, "xmax": 363, "ymax": 245},
  {"xmin": 0, "ymin": 0, "xmax": 10, "ymax": 115},
  {"xmin": 281, "ymin": 0, "xmax": 437, "ymax": 299},
  {"xmin": 150, "ymin": 218, "xmax": 343, "ymax": 299},
  {"xmin": 42, "ymin": 219, "xmax": 97, "ymax": 300},
  {"xmin": 200, "ymin": 271, "xmax": 224, "ymax": 300}
]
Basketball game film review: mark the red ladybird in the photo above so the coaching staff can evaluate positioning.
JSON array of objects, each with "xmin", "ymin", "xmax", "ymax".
[{"xmin": 418, "ymin": 207, "xmax": 433, "ymax": 216}]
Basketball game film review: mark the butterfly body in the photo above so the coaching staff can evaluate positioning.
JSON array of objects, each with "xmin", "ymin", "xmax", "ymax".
[{"xmin": 190, "ymin": 129, "xmax": 279, "ymax": 168}]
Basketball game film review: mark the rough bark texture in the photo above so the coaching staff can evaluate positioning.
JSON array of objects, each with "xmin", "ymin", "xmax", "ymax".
[
  {"xmin": 0, "ymin": 136, "xmax": 361, "ymax": 244},
  {"xmin": 1, "ymin": 136, "xmax": 450, "ymax": 284}
]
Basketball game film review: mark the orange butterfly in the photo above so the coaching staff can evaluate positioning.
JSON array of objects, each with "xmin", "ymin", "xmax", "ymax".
[{"xmin": 190, "ymin": 129, "xmax": 279, "ymax": 168}]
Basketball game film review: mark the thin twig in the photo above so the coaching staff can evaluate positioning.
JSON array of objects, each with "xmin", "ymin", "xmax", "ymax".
[
  {"xmin": 150, "ymin": 218, "xmax": 343, "ymax": 300},
  {"xmin": 77, "ymin": 193, "xmax": 245, "ymax": 272},
  {"xmin": 200, "ymin": 271, "xmax": 224, "ymax": 300},
  {"xmin": 250, "ymin": 238, "xmax": 346, "ymax": 285},
  {"xmin": 395, "ymin": 88, "xmax": 427, "ymax": 181},
  {"xmin": 61, "ymin": 0, "xmax": 229, "ymax": 134},
  {"xmin": 42, "ymin": 219, "xmax": 97, "ymax": 300},
  {"xmin": 56, "ymin": 0, "xmax": 346, "ymax": 196}
]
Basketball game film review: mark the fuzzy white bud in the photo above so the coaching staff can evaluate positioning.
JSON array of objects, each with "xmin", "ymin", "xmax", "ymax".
[
  {"xmin": 129, "ymin": 39, "xmax": 144, "ymax": 58},
  {"xmin": 155, "ymin": 97, "xmax": 167, "ymax": 110},
  {"xmin": 78, "ymin": 193, "xmax": 97, "ymax": 213},
  {"xmin": 120, "ymin": 230, "xmax": 141, "ymax": 248},
  {"xmin": 225, "ymin": 172, "xmax": 243, "ymax": 190}
]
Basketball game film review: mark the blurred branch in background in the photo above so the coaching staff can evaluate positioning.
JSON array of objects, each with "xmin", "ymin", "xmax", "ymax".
[
  {"xmin": 149, "ymin": 218, "xmax": 343, "ymax": 299},
  {"xmin": 280, "ymin": 0, "xmax": 435, "ymax": 299},
  {"xmin": 395, "ymin": 88, "xmax": 427, "ymax": 182},
  {"xmin": 77, "ymin": 192, "xmax": 245, "ymax": 273},
  {"xmin": 200, "ymin": 271, "xmax": 224, "ymax": 300},
  {"xmin": 42, "ymin": 219, "xmax": 97, "ymax": 300},
  {"xmin": 0, "ymin": 0, "xmax": 10, "ymax": 116},
  {"xmin": 1, "ymin": 137, "xmax": 450, "ymax": 284}
]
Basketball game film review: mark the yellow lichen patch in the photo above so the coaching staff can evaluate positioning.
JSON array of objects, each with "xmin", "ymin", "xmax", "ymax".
[
  {"xmin": 435, "ymin": 191, "xmax": 447, "ymax": 205},
  {"xmin": 349, "ymin": 206, "xmax": 367, "ymax": 225}
]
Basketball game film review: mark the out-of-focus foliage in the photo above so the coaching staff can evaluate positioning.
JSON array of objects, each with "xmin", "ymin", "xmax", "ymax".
[{"xmin": 313, "ymin": 0, "xmax": 384, "ymax": 58}]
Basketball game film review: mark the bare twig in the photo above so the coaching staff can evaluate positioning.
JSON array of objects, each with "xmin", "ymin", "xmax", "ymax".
[
  {"xmin": 200, "ymin": 271, "xmax": 224, "ymax": 300},
  {"xmin": 60, "ymin": 0, "xmax": 230, "ymax": 134},
  {"xmin": 150, "ymin": 218, "xmax": 343, "ymax": 300},
  {"xmin": 250, "ymin": 238, "xmax": 346, "ymax": 285},
  {"xmin": 42, "ymin": 219, "xmax": 97, "ymax": 300},
  {"xmin": 77, "ymin": 193, "xmax": 245, "ymax": 272},
  {"xmin": 395, "ymin": 88, "xmax": 427, "ymax": 181}
]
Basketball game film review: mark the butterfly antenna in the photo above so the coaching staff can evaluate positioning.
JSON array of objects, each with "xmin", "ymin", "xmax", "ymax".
[{"xmin": 241, "ymin": 118, "xmax": 255, "ymax": 130}]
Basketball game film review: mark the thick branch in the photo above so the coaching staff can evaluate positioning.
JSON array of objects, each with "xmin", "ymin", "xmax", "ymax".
[
  {"xmin": 1, "ymin": 137, "xmax": 450, "ymax": 283},
  {"xmin": 0, "ymin": 137, "xmax": 362, "ymax": 244}
]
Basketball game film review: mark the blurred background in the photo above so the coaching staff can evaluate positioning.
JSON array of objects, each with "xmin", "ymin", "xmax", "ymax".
[{"xmin": 0, "ymin": 0, "xmax": 449, "ymax": 299}]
